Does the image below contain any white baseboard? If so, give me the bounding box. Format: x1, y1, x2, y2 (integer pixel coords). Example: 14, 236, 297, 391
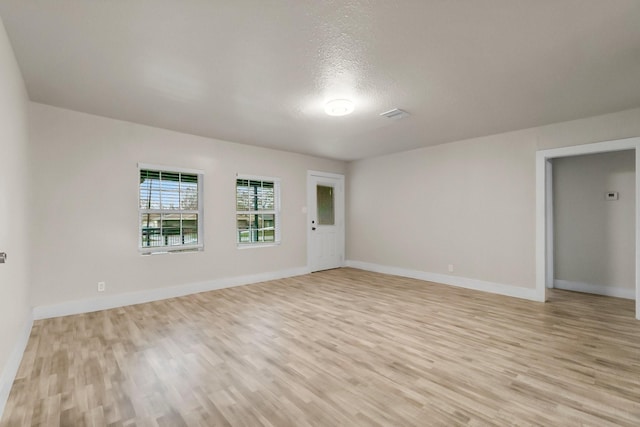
346, 260, 542, 301
33, 267, 310, 320
553, 279, 635, 299
0, 313, 33, 420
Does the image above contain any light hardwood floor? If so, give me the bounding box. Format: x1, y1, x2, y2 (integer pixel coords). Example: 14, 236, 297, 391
2, 268, 639, 426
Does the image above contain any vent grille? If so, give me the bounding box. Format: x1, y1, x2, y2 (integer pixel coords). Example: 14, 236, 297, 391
380, 108, 410, 120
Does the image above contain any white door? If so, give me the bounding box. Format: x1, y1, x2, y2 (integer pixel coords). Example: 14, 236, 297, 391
308, 171, 345, 272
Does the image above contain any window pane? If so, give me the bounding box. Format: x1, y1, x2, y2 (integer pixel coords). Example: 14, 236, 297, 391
149, 180, 161, 209
160, 172, 180, 210
235, 213, 278, 243
182, 214, 198, 245
258, 186, 274, 210
249, 214, 259, 242
262, 214, 275, 242
237, 214, 250, 242
140, 170, 161, 209
162, 214, 181, 246
236, 179, 275, 211
236, 180, 251, 211
141, 213, 161, 247
180, 175, 198, 210
317, 185, 335, 225
140, 169, 160, 182
181, 173, 198, 183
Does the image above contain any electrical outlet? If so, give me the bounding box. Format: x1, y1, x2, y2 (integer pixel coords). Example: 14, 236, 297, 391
605, 191, 619, 201
97, 281, 106, 292
448, 264, 454, 273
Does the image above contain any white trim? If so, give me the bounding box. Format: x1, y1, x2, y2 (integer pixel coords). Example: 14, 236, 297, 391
0, 314, 33, 420
138, 209, 200, 214
636, 148, 640, 318
536, 137, 640, 319
554, 280, 635, 300
137, 162, 204, 175
236, 242, 281, 249
308, 170, 345, 180
538, 137, 640, 159
535, 151, 548, 302
346, 260, 541, 301
545, 159, 554, 289
33, 267, 310, 320
235, 173, 281, 184
139, 244, 203, 254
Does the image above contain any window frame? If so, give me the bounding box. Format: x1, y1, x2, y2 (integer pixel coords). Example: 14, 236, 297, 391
138, 163, 204, 254
235, 174, 281, 248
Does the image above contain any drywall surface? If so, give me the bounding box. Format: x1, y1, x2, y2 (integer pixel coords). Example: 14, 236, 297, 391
28, 103, 346, 307
553, 151, 635, 292
0, 15, 31, 411
348, 129, 538, 288
347, 108, 640, 290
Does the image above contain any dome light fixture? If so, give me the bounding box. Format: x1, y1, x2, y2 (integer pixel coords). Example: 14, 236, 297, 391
324, 99, 354, 116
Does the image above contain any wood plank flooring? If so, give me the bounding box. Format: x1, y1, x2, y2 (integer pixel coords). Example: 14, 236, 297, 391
2, 268, 639, 426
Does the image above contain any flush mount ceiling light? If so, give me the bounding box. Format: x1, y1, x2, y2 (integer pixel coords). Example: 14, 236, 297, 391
325, 99, 354, 116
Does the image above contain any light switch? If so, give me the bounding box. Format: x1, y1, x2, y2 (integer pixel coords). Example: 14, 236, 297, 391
605, 191, 619, 201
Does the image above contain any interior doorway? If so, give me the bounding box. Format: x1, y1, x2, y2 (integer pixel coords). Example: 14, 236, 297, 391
536, 137, 640, 319
552, 151, 635, 298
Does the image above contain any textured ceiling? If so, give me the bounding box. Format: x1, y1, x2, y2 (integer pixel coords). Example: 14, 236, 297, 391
1, 0, 640, 161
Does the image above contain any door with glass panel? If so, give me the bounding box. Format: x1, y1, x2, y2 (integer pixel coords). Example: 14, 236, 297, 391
308, 172, 345, 272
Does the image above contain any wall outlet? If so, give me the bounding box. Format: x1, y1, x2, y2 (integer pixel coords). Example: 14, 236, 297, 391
448, 264, 454, 273
605, 191, 619, 201
97, 281, 106, 292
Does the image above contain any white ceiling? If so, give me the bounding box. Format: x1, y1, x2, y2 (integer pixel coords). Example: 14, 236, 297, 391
1, 1, 640, 161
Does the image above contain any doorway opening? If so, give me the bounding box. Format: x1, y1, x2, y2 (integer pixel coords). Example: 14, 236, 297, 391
536, 137, 640, 319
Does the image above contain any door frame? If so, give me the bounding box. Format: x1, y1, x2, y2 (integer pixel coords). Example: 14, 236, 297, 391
307, 170, 345, 272
535, 137, 640, 319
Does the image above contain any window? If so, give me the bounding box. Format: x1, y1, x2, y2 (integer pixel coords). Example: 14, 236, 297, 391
236, 176, 281, 246
316, 185, 335, 225
139, 165, 203, 253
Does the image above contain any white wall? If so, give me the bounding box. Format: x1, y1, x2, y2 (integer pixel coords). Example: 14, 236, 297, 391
347, 108, 640, 292
553, 151, 635, 297
29, 103, 345, 309
0, 15, 32, 414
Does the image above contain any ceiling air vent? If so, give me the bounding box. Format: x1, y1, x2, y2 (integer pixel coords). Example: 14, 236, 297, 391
379, 108, 410, 120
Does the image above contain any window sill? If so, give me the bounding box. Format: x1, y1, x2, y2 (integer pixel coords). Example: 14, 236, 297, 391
140, 246, 203, 256
236, 242, 281, 250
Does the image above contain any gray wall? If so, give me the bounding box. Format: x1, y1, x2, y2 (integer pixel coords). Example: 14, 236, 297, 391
347, 108, 640, 292
28, 102, 346, 308
0, 16, 31, 410
553, 151, 635, 297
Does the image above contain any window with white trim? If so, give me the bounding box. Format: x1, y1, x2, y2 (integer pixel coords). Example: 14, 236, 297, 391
139, 165, 203, 253
236, 176, 281, 246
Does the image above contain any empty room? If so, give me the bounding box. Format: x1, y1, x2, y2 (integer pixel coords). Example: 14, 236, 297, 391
1, 1, 640, 425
